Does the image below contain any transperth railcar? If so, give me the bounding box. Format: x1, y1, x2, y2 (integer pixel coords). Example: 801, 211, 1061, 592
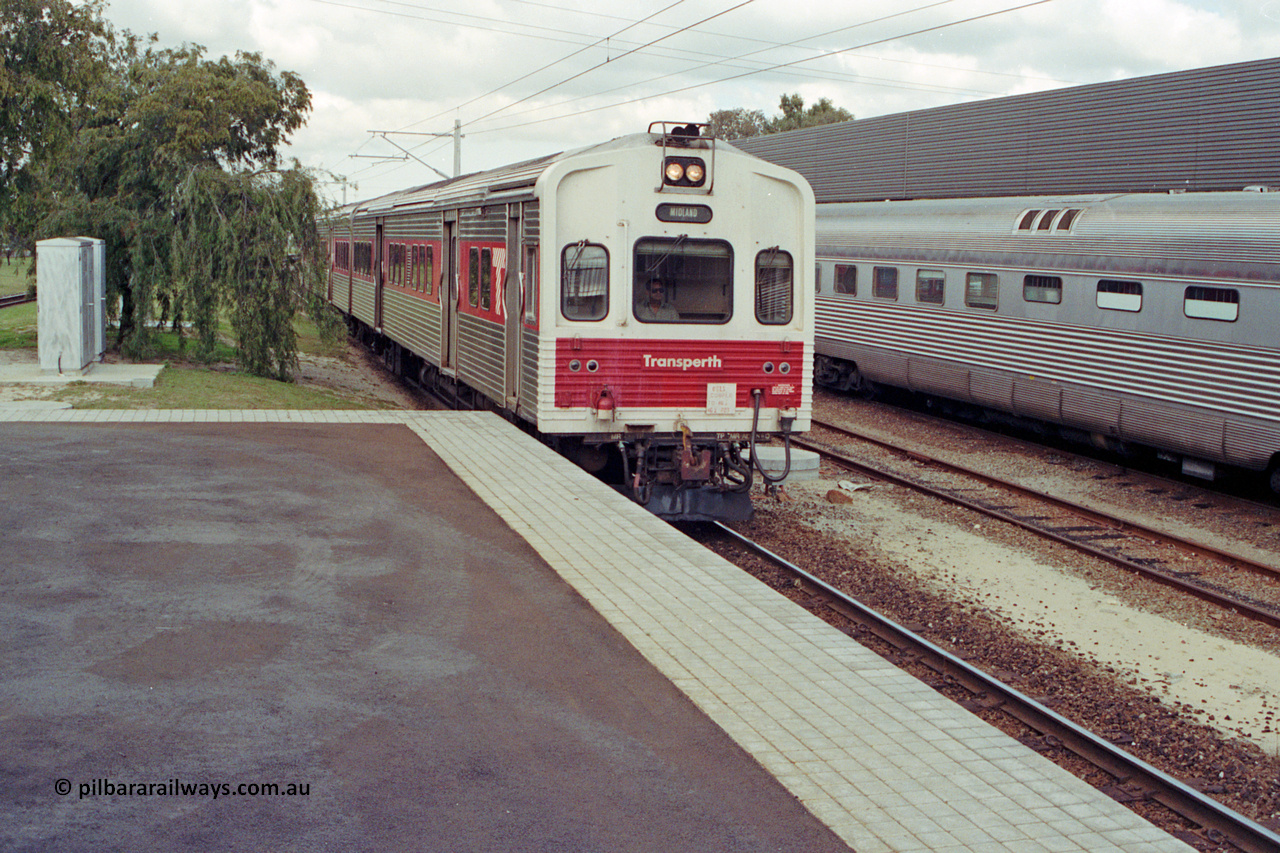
813, 190, 1280, 493
322, 122, 815, 520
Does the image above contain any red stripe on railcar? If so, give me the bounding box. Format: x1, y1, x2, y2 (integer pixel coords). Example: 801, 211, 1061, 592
555, 339, 805, 411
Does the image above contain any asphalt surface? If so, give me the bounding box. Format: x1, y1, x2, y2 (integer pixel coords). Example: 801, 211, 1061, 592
1, 422, 851, 852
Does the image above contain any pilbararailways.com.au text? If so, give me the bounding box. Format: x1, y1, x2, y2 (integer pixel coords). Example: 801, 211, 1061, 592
57, 778, 311, 800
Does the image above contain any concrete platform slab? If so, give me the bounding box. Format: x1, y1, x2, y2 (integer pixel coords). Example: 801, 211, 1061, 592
0, 419, 849, 853
0, 409, 1199, 853
0, 359, 163, 388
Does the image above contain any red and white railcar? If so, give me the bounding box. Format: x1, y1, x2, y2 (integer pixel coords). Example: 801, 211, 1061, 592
322, 122, 815, 519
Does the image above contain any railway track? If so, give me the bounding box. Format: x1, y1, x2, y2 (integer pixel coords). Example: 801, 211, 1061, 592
796, 418, 1280, 631
0, 293, 34, 309
705, 521, 1280, 853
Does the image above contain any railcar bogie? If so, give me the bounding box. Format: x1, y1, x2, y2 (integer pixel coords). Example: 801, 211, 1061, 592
322, 123, 815, 520
814, 191, 1280, 494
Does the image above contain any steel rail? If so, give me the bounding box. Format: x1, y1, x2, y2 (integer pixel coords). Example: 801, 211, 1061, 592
810, 417, 1280, 581
711, 520, 1280, 853
792, 431, 1280, 631
0, 293, 35, 309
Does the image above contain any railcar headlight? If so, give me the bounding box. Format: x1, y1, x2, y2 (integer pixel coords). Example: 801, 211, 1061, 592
662, 157, 707, 187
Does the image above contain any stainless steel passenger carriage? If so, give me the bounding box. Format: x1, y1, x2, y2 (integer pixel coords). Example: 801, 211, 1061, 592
322, 123, 816, 519
813, 191, 1280, 491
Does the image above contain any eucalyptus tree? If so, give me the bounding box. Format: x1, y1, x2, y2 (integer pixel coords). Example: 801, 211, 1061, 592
41, 39, 320, 374
707, 93, 854, 140
0, 0, 110, 245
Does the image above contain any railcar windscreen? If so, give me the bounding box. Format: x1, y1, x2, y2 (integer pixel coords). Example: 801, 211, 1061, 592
633, 237, 732, 324
562, 242, 609, 321
755, 248, 793, 325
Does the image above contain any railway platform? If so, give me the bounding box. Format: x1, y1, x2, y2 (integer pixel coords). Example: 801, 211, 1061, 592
0, 408, 1197, 852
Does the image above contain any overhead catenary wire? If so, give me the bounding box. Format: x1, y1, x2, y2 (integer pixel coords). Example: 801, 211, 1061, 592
327, 0, 1065, 192
468, 0, 1064, 137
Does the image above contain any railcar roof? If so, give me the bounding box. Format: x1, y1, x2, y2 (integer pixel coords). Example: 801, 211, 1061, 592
816, 190, 1280, 282
347, 131, 735, 216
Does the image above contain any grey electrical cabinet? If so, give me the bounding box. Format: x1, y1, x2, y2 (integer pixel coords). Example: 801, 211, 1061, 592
37, 237, 106, 373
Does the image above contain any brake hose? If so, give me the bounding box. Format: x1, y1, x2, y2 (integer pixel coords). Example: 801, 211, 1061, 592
749, 389, 793, 485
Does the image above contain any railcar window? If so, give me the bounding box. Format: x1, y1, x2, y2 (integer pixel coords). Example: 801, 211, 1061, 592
916, 269, 944, 305
755, 248, 793, 325
633, 236, 732, 324
1023, 274, 1062, 304
1057, 209, 1081, 231
1185, 286, 1239, 322
965, 272, 999, 310
835, 264, 857, 295
480, 247, 492, 310
468, 248, 480, 307
1097, 279, 1142, 312
1017, 210, 1040, 231
873, 266, 898, 300
334, 242, 350, 272
354, 242, 372, 276
523, 245, 539, 323
814, 264, 821, 294
389, 243, 405, 287
561, 242, 608, 321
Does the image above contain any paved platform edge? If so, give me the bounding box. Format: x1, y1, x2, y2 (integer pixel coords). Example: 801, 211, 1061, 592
1, 409, 1198, 853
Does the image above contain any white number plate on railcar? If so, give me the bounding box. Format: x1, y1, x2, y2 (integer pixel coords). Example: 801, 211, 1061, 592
706, 383, 737, 415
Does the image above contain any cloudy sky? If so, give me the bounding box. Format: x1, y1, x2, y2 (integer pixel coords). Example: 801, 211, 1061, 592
100, 0, 1280, 203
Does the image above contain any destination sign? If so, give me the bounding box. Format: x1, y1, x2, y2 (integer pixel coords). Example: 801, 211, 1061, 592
656, 203, 713, 224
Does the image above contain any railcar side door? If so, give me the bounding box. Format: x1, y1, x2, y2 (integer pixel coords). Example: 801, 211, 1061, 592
374, 220, 385, 331
442, 216, 459, 371
504, 206, 522, 406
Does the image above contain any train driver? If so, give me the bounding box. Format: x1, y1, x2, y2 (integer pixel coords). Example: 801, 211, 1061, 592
636, 276, 680, 321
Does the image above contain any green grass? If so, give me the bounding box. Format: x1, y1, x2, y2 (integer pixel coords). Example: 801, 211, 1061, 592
48, 364, 386, 410
295, 311, 348, 359
0, 259, 33, 297
0, 301, 37, 348
2, 300, 387, 410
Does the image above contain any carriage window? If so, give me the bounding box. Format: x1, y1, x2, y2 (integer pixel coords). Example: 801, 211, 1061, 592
468, 247, 480, 307
1017, 210, 1040, 231
480, 247, 492, 310
1097, 279, 1142, 312
815, 263, 821, 294
422, 245, 434, 295
873, 266, 898, 300
633, 236, 732, 324
1024, 274, 1062, 304
965, 272, 999, 309
561, 242, 608, 321
835, 264, 857, 295
755, 248, 792, 325
391, 243, 407, 287
1185, 286, 1238, 322
1057, 209, 1081, 231
1037, 210, 1060, 231
916, 269, 944, 305
523, 245, 539, 323
353, 241, 372, 276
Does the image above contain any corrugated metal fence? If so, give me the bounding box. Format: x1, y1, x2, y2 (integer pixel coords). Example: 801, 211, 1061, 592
736, 57, 1280, 203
